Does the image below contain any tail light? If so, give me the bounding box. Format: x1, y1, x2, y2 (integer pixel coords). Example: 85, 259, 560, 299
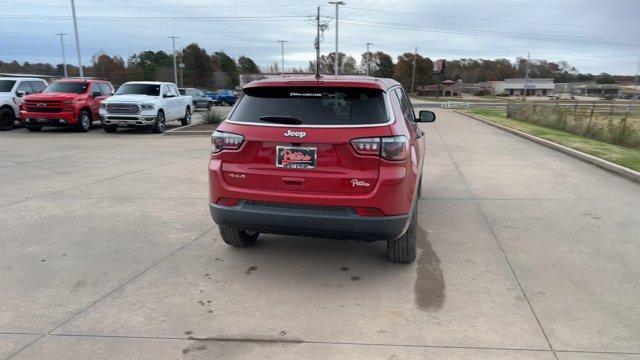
212, 131, 244, 153
381, 136, 409, 160
350, 135, 409, 161
350, 137, 380, 155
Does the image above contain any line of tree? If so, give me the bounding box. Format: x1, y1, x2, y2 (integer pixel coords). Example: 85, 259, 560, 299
0, 43, 257, 89
1, 42, 630, 90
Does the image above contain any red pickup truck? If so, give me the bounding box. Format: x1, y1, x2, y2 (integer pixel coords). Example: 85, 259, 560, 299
20, 79, 114, 132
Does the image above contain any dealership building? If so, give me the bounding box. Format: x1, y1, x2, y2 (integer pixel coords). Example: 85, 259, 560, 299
487, 78, 555, 96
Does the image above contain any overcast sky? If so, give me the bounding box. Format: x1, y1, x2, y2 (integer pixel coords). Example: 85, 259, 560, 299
3, 0, 639, 75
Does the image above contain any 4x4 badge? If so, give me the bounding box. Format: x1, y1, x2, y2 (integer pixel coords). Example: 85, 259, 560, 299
284, 129, 306, 138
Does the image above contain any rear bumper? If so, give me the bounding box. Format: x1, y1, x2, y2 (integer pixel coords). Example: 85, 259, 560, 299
210, 201, 410, 242
20, 111, 76, 125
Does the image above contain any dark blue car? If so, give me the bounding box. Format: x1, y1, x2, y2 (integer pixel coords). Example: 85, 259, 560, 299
204, 89, 237, 106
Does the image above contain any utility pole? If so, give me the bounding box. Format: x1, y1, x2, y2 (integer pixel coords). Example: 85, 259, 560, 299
70, 0, 83, 77
179, 63, 185, 87
411, 47, 417, 94
366, 42, 374, 76
523, 52, 531, 101
168, 36, 179, 85
55, 33, 68, 78
315, 6, 321, 78
329, 1, 345, 77
311, 6, 328, 78
277, 40, 288, 75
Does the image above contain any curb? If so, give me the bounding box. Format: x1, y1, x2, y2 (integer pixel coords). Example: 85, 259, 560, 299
164, 123, 217, 136
456, 111, 640, 184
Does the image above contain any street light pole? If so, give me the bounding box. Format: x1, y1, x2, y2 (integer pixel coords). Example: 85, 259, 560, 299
411, 47, 417, 94
366, 42, 374, 76
329, 1, 345, 77
277, 40, 288, 75
70, 0, 83, 77
179, 62, 185, 87
523, 52, 531, 101
55, 33, 68, 78
168, 36, 179, 85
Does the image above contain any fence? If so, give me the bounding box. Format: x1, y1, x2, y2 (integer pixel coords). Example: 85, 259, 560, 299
439, 100, 507, 110
441, 101, 471, 109
506, 101, 640, 148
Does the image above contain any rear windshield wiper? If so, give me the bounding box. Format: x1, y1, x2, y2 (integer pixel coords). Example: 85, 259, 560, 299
259, 116, 302, 125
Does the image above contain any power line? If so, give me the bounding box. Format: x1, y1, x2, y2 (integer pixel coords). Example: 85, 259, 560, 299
342, 18, 632, 44
6, 4, 316, 8
340, 19, 637, 46
3, 15, 310, 21
346, 6, 597, 29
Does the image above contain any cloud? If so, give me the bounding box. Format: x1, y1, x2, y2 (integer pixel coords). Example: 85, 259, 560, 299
3, 0, 639, 75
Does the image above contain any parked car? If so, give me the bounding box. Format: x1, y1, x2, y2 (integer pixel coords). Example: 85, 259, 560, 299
0, 77, 48, 130
205, 89, 237, 106
99, 81, 192, 133
208, 75, 436, 263
179, 87, 213, 110
20, 79, 113, 132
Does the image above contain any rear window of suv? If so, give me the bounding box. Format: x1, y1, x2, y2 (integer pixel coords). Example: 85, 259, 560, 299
230, 87, 388, 125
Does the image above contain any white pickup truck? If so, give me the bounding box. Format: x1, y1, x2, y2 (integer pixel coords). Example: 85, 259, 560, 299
0, 77, 48, 131
99, 81, 192, 133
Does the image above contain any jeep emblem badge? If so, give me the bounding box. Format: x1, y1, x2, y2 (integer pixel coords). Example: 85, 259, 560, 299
284, 129, 306, 139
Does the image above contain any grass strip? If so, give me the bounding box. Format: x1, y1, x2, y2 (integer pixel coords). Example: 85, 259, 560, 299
466, 108, 640, 171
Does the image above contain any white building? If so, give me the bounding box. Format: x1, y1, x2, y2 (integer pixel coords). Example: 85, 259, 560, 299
488, 78, 555, 96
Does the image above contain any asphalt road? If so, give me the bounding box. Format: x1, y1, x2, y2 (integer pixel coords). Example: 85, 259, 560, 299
0, 109, 638, 359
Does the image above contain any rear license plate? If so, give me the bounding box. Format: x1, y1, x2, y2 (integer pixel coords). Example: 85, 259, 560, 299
276, 146, 316, 169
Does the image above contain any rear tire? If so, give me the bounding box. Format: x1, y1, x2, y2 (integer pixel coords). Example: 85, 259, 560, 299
219, 225, 259, 247
76, 110, 91, 132
0, 108, 15, 131
26, 125, 42, 132
152, 111, 166, 133
180, 107, 192, 126
103, 125, 118, 133
387, 202, 418, 264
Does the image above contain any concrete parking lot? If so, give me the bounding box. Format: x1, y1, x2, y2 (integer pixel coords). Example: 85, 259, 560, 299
1, 109, 639, 359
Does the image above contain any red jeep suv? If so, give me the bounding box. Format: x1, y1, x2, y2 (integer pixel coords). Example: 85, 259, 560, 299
208, 76, 435, 263
20, 79, 113, 132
